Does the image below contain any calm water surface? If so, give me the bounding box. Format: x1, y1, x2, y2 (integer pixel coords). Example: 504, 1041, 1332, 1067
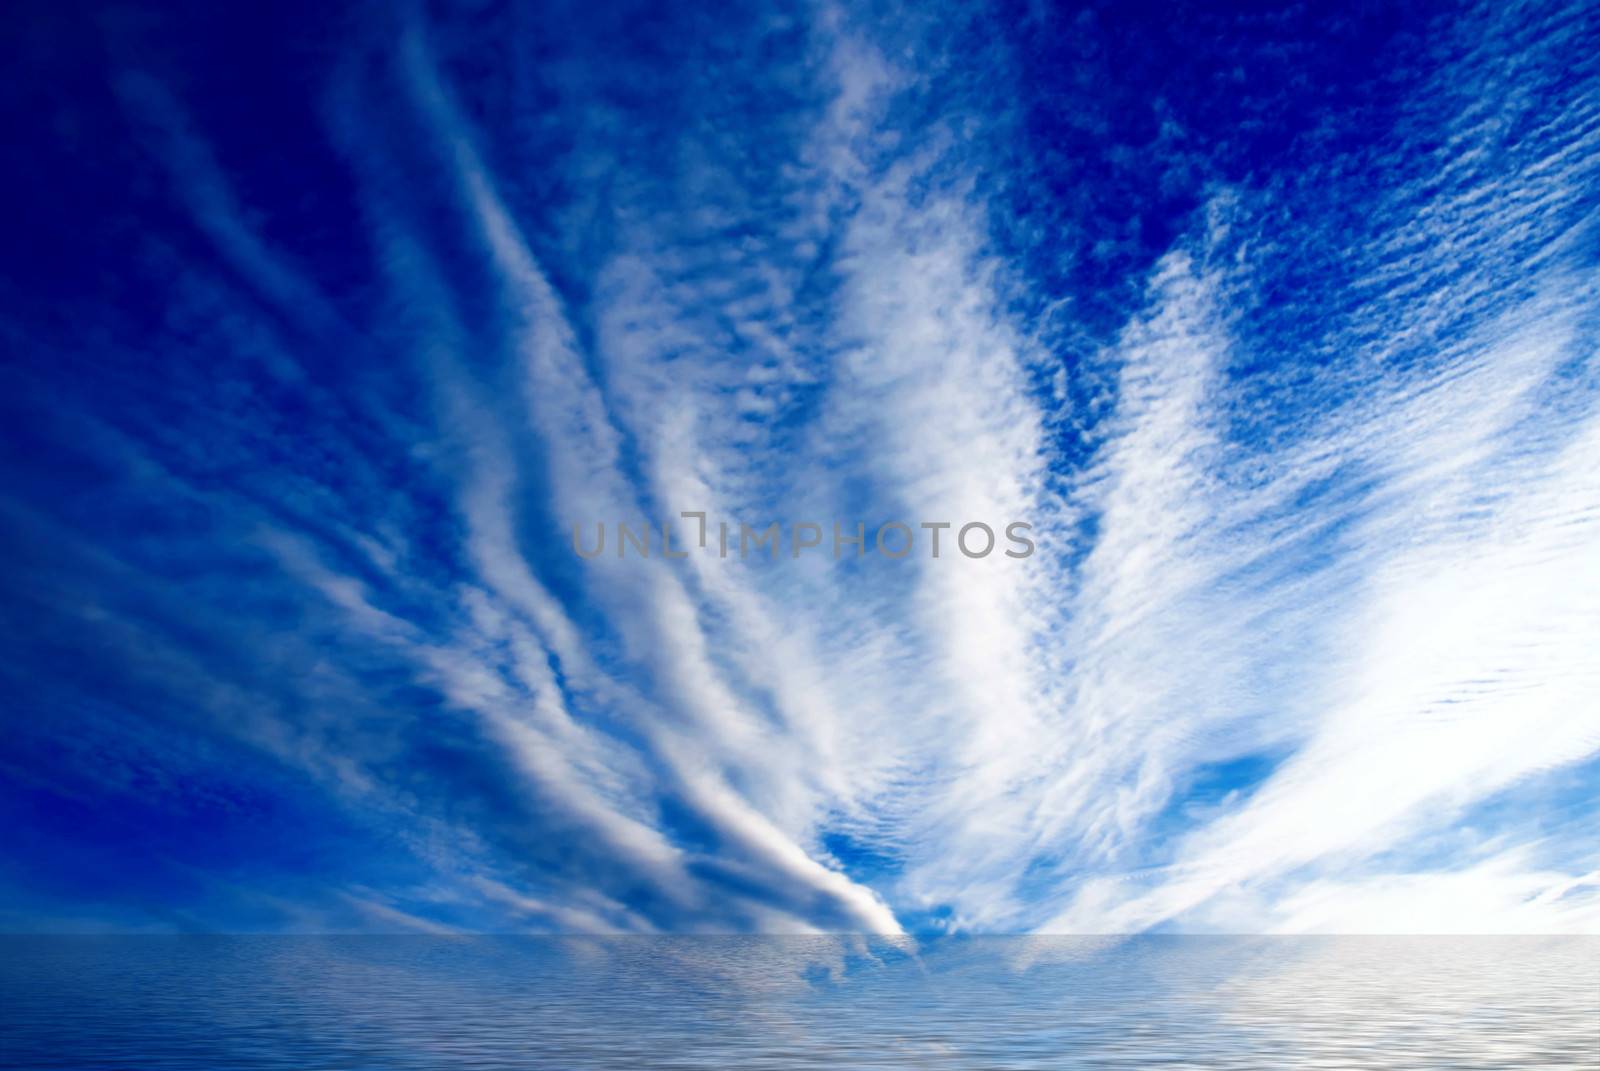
1, 936, 1595, 1069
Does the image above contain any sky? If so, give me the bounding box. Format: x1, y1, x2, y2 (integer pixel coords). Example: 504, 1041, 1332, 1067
0, 0, 1597, 935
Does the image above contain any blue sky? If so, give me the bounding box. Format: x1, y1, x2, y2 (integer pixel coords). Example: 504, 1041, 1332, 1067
1, 0, 1597, 934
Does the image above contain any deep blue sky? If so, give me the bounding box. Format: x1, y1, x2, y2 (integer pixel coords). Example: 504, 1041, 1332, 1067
2, 0, 1597, 934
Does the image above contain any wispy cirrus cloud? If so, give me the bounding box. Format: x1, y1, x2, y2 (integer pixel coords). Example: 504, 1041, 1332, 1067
0, 0, 1595, 935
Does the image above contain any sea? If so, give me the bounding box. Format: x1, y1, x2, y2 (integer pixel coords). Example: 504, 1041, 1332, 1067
1, 936, 1595, 1068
